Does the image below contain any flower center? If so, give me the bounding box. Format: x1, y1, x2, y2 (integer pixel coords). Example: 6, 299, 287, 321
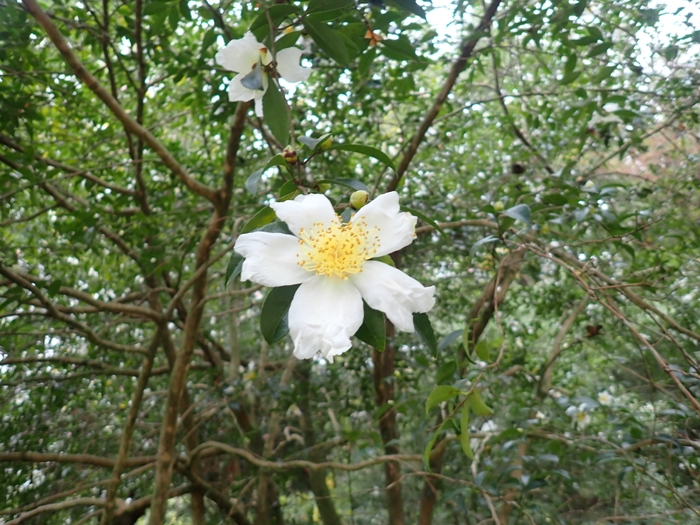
297, 217, 379, 279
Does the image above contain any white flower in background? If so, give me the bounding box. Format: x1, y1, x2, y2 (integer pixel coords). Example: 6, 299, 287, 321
234, 192, 436, 361
566, 404, 592, 429
597, 390, 613, 406
216, 32, 311, 117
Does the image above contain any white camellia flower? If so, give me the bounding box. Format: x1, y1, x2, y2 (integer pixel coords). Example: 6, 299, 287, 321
597, 390, 613, 406
215, 32, 311, 117
566, 404, 591, 429
234, 192, 436, 360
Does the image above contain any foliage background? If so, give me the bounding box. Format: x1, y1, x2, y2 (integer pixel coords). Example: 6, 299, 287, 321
1, 0, 700, 523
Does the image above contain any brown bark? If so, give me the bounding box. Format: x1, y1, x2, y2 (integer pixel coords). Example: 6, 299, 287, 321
372, 333, 405, 525
298, 365, 344, 525
419, 249, 526, 525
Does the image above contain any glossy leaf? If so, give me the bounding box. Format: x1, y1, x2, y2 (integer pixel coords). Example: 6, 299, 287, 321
260, 285, 299, 344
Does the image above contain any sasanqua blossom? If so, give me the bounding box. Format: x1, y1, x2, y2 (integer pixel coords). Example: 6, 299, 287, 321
234, 192, 436, 360
216, 32, 311, 117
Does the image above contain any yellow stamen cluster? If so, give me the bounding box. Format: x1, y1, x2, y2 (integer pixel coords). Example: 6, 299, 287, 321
297, 218, 379, 279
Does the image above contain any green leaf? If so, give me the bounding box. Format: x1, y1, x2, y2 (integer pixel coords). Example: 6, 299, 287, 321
470, 235, 499, 257
278, 180, 298, 199
245, 154, 287, 194
275, 30, 303, 51
559, 70, 581, 85
47, 279, 62, 297
317, 178, 369, 192
225, 252, 244, 286
564, 54, 578, 74
381, 37, 418, 61
306, 0, 354, 14
435, 360, 457, 384
468, 389, 494, 417
423, 419, 451, 471
594, 66, 616, 82
262, 80, 290, 146
304, 18, 350, 67
588, 41, 613, 57
460, 403, 475, 459
354, 302, 386, 351
437, 329, 462, 352
501, 203, 531, 227
372, 254, 396, 267
260, 285, 299, 344
241, 206, 277, 234
413, 312, 437, 354
298, 133, 332, 155
400, 206, 447, 241
387, 0, 427, 19
250, 5, 302, 41
425, 385, 461, 413
332, 143, 395, 171
474, 340, 491, 362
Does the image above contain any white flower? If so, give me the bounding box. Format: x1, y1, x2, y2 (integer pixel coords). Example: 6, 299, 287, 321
216, 32, 311, 117
234, 192, 436, 360
566, 404, 591, 429
597, 390, 613, 406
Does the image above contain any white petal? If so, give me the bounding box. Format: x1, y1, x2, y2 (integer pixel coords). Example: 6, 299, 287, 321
216, 32, 263, 73
254, 96, 264, 117
288, 276, 363, 360
270, 194, 337, 236
351, 192, 417, 257
350, 261, 435, 332
234, 232, 311, 287
276, 47, 311, 83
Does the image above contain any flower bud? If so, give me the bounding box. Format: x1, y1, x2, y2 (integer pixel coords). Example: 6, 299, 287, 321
350, 190, 369, 210
320, 136, 333, 150
493, 201, 504, 212
318, 183, 331, 193
283, 146, 298, 165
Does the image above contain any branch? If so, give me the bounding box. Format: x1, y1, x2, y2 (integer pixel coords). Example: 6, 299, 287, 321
21, 0, 218, 203
386, 0, 502, 192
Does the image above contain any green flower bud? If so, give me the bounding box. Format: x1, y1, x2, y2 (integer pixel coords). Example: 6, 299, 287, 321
493, 201, 505, 212
350, 190, 369, 210
320, 136, 333, 150
318, 183, 331, 193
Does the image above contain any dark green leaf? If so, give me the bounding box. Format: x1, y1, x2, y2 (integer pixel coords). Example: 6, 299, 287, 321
307, 0, 354, 14
474, 340, 491, 362
437, 329, 462, 352
47, 279, 62, 297
304, 19, 350, 67
413, 312, 437, 354
501, 203, 531, 226
470, 235, 499, 256
262, 80, 290, 146
436, 360, 457, 384
354, 302, 386, 351
559, 70, 582, 85
332, 143, 395, 170
250, 5, 302, 41
317, 178, 369, 192
400, 206, 447, 241
245, 154, 287, 194
225, 252, 244, 286
387, 0, 427, 19
241, 206, 277, 234
423, 419, 451, 471
260, 285, 300, 344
